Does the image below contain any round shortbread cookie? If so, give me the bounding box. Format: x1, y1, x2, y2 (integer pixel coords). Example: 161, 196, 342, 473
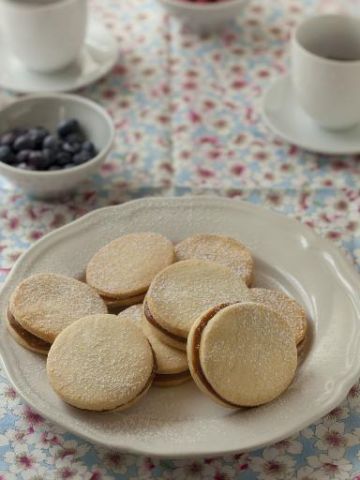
187, 303, 297, 408
6, 310, 50, 356
86, 232, 175, 299
9, 273, 107, 343
118, 306, 189, 384
175, 234, 254, 286
47, 314, 155, 411
143, 320, 187, 352
141, 313, 188, 375
145, 259, 250, 340
116, 305, 144, 327
249, 288, 307, 345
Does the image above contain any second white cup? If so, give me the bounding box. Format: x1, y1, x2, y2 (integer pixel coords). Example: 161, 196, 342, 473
0, 0, 88, 73
292, 14, 360, 131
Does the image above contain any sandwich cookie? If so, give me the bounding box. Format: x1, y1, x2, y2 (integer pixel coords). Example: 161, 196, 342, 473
142, 320, 187, 352
103, 293, 145, 312
249, 288, 307, 345
175, 234, 254, 286
86, 232, 175, 302
6, 310, 50, 355
9, 273, 107, 344
144, 259, 250, 349
187, 302, 297, 408
118, 305, 190, 386
47, 314, 155, 411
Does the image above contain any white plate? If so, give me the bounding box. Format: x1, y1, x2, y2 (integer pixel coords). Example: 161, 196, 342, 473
0, 21, 118, 94
262, 75, 360, 155
1, 196, 360, 458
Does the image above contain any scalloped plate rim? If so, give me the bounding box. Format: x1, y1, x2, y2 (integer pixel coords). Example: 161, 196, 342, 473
0, 196, 359, 458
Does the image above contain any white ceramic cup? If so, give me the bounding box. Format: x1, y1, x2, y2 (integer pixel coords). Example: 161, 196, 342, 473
0, 0, 88, 73
292, 14, 360, 131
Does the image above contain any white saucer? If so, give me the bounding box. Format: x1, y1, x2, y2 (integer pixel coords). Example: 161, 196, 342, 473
0, 22, 118, 94
262, 74, 360, 155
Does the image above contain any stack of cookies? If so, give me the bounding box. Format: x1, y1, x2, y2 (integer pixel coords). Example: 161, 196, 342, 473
7, 273, 108, 355
6, 231, 308, 412
85, 232, 175, 309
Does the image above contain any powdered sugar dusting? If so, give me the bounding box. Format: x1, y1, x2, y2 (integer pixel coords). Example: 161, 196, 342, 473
0, 197, 350, 455
117, 305, 144, 328
118, 305, 188, 374
47, 314, 154, 410
249, 288, 307, 344
175, 234, 254, 285
200, 303, 297, 406
9, 273, 107, 342
86, 232, 175, 298
147, 259, 250, 336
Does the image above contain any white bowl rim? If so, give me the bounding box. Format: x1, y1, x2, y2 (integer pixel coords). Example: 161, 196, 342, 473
0, 93, 115, 178
159, 0, 248, 11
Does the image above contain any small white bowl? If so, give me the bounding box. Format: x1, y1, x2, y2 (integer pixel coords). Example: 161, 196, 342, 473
157, 0, 250, 31
0, 94, 115, 198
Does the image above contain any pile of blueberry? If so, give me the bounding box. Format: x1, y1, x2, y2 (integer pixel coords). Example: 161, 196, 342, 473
0, 119, 98, 171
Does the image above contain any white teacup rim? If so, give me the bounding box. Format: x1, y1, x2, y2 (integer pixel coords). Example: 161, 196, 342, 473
293, 14, 360, 67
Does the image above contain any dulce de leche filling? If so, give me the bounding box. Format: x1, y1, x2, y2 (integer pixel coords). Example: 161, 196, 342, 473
101, 293, 145, 304
7, 309, 51, 352
154, 370, 190, 384
191, 303, 239, 408
144, 300, 186, 344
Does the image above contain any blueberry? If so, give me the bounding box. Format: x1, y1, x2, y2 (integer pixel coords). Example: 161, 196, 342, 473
82, 141, 97, 157
13, 134, 35, 152
43, 134, 60, 150
17, 162, 35, 171
73, 150, 92, 165
1, 131, 17, 147
56, 151, 72, 167
16, 149, 32, 164
1, 128, 27, 147
17, 162, 29, 170
29, 127, 49, 149
42, 148, 57, 169
62, 141, 81, 154
43, 148, 56, 161
0, 145, 14, 164
0, 133, 14, 146
64, 163, 76, 169
65, 133, 84, 144
57, 119, 80, 138
28, 151, 45, 169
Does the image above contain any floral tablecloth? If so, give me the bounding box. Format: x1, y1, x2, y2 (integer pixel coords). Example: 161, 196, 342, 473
1, 0, 360, 478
